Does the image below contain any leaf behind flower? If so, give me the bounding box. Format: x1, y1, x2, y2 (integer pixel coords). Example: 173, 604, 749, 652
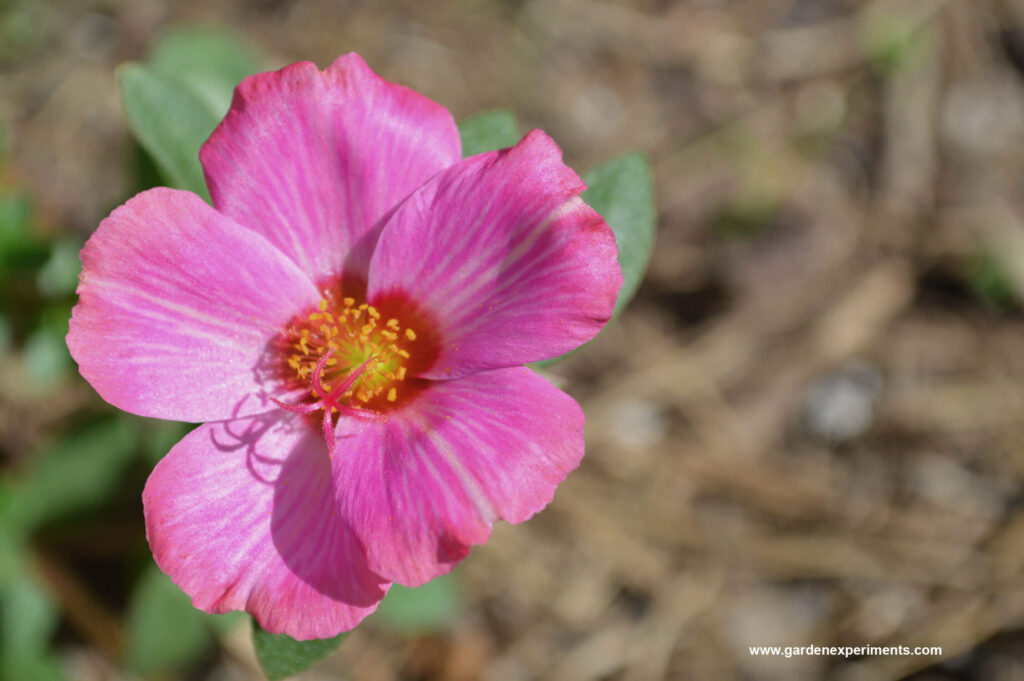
374, 572, 460, 633
117, 28, 264, 202
118, 63, 217, 202
533, 153, 656, 368
124, 565, 214, 675
252, 624, 345, 680
582, 153, 656, 318
458, 109, 521, 156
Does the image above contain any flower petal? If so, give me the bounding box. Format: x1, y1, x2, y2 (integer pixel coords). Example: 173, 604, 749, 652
366, 129, 622, 379
143, 414, 388, 640
67, 188, 320, 422
200, 53, 462, 282
332, 367, 585, 586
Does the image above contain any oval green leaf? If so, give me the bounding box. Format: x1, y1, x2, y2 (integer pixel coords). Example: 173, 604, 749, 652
118, 63, 217, 201
252, 623, 345, 680
532, 153, 656, 368
118, 29, 263, 202
7, 418, 138, 532
458, 109, 521, 157
147, 28, 262, 118
374, 572, 460, 633
1, 573, 59, 655
124, 566, 214, 675
581, 153, 656, 317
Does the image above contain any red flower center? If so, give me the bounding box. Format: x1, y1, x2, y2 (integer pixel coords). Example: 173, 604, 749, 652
271, 283, 439, 455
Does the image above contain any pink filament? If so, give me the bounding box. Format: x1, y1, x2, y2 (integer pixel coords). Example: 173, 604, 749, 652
270, 350, 378, 457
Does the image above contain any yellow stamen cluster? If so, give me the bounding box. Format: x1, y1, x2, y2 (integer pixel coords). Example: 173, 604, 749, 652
284, 296, 417, 406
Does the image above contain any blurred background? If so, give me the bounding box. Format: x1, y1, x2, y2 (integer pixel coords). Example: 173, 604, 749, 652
4, 0, 1024, 680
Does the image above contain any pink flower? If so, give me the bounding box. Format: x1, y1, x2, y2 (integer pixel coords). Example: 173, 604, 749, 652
66, 54, 621, 640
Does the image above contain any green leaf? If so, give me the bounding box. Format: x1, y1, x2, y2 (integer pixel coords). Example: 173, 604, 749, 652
36, 238, 82, 298
0, 573, 59, 654
118, 29, 263, 200
532, 154, 656, 369
966, 248, 1018, 312
124, 565, 214, 675
21, 328, 71, 385
205, 610, 247, 636
0, 652, 65, 681
7, 418, 138, 532
0, 315, 10, 354
139, 418, 196, 466
582, 153, 655, 317
0, 509, 22, 587
374, 572, 459, 633
119, 63, 217, 200
147, 28, 262, 119
0, 563, 65, 681
0, 194, 47, 272
458, 110, 520, 157
252, 624, 345, 680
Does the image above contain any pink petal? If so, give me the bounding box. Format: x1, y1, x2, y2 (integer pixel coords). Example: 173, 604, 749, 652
367, 130, 622, 379
201, 53, 462, 282
143, 414, 388, 640
67, 189, 320, 422
331, 367, 585, 586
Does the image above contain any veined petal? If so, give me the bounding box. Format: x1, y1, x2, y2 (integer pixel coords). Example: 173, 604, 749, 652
143, 415, 388, 640
67, 188, 320, 422
331, 367, 585, 586
201, 53, 462, 282
367, 130, 622, 379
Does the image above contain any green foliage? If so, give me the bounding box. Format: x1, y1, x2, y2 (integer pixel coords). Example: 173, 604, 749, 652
374, 572, 460, 633
249, 576, 460, 679
139, 418, 196, 466
966, 249, 1018, 312
458, 109, 521, 156
119, 64, 218, 201
20, 327, 71, 385
248, 573, 459, 679
147, 28, 262, 118
36, 238, 82, 299
124, 566, 214, 675
6, 418, 138, 533
0, 572, 64, 681
1, 572, 59, 654
206, 610, 247, 635
252, 624, 345, 680
581, 153, 656, 317
118, 28, 263, 200
0, 191, 79, 379
0, 195, 47, 273
0, 504, 20, 587
0, 315, 10, 353
0, 653, 64, 681
534, 153, 656, 368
